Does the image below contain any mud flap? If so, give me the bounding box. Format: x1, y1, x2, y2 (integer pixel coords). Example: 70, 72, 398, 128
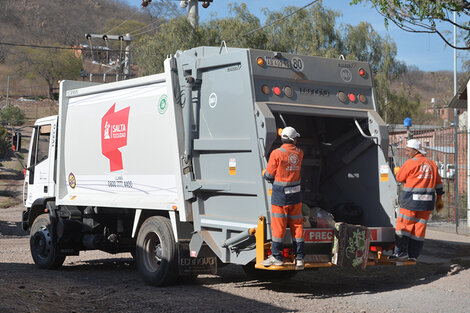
178, 241, 217, 276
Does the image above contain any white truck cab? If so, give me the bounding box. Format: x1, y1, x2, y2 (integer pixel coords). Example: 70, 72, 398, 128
24, 116, 58, 208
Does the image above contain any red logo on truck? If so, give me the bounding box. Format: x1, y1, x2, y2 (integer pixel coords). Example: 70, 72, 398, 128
101, 104, 130, 172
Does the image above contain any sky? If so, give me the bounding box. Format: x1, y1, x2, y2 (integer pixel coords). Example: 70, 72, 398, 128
125, 0, 468, 72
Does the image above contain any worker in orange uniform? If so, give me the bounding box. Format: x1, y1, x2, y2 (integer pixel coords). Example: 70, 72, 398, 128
390, 139, 444, 261
261, 126, 304, 269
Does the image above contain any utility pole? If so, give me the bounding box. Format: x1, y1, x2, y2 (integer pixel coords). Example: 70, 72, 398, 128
6, 75, 10, 107
85, 34, 133, 81
188, 0, 198, 28
180, 0, 213, 29
452, 12, 459, 232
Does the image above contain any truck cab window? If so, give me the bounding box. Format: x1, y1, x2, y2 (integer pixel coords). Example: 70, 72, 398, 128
36, 125, 51, 164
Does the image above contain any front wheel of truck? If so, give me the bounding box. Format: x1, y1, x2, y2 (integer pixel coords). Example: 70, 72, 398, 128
30, 213, 65, 269
136, 216, 178, 286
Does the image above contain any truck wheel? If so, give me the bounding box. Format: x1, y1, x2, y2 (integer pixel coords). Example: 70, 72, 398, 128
242, 263, 297, 281
136, 216, 178, 286
30, 213, 65, 269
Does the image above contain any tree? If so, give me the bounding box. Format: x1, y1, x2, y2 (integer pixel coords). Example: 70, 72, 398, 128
13, 47, 82, 99
0, 106, 25, 126
351, 0, 470, 49
264, 3, 342, 57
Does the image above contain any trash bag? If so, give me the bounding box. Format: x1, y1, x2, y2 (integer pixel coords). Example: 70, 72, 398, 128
302, 204, 335, 228
330, 202, 363, 225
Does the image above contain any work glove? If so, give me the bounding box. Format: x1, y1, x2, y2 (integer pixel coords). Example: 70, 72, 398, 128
435, 197, 444, 213
394, 167, 400, 175
262, 169, 266, 177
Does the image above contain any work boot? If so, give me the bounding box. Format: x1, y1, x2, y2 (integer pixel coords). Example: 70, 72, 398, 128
295, 259, 304, 270
388, 252, 408, 261
260, 255, 283, 267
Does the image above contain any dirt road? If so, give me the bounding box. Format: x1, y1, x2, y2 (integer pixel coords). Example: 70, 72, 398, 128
2, 205, 470, 313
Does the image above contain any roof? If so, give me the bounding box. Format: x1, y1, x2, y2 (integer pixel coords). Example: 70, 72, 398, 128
449, 80, 468, 109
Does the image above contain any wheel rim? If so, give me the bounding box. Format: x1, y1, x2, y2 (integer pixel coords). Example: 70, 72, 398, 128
142, 232, 163, 273
32, 226, 52, 260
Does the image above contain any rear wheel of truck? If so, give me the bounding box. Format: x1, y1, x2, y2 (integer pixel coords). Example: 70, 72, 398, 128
30, 213, 66, 269
136, 216, 178, 286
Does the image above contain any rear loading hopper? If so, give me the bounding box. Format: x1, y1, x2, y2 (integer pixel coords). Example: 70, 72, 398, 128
171, 47, 399, 267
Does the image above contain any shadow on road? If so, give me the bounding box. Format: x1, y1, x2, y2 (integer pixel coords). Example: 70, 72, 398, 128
0, 220, 26, 236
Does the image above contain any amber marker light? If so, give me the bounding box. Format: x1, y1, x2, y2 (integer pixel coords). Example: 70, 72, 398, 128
257, 57, 265, 67
261, 85, 270, 95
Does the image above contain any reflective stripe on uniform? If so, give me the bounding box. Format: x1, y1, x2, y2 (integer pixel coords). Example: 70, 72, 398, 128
273, 179, 301, 186
396, 230, 425, 241
272, 212, 287, 218
397, 213, 428, 224
277, 148, 286, 153
293, 237, 304, 243
403, 187, 435, 192
288, 214, 302, 220
272, 236, 284, 243
264, 171, 275, 180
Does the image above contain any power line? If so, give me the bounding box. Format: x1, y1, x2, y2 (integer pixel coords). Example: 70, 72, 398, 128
0, 42, 129, 53
129, 18, 164, 35
105, 10, 141, 34
132, 23, 165, 37
0, 42, 76, 50
226, 0, 319, 43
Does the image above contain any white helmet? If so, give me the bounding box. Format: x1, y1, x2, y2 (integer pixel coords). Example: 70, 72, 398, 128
281, 126, 300, 141
406, 139, 426, 155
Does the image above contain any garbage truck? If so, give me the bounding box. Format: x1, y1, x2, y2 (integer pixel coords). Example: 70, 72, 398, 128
22, 46, 402, 286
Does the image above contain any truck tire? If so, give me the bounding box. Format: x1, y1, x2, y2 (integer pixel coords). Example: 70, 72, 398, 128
136, 216, 178, 286
30, 213, 65, 269
242, 263, 297, 281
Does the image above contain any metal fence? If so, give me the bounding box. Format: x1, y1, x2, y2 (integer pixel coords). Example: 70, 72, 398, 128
388, 125, 468, 234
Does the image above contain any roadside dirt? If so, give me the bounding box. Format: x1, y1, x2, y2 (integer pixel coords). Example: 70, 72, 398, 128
2, 203, 470, 313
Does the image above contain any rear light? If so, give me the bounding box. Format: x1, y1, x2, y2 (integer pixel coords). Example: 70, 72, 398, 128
348, 93, 356, 102
358, 68, 366, 77
283, 85, 293, 98
256, 57, 265, 67
261, 85, 270, 95
273, 86, 281, 96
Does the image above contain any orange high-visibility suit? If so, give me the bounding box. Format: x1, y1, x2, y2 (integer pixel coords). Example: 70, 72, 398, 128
395, 153, 443, 258
263, 143, 304, 260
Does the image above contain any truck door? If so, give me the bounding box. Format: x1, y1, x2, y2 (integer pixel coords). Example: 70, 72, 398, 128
26, 123, 55, 206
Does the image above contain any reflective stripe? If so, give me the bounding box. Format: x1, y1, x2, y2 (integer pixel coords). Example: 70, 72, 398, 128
412, 194, 433, 201
264, 171, 275, 179
272, 212, 287, 218
277, 148, 286, 153
272, 236, 284, 243
288, 214, 302, 220
403, 187, 435, 192
412, 158, 418, 161
398, 213, 428, 224
284, 185, 301, 194
273, 180, 301, 186
293, 237, 304, 242
396, 230, 425, 241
